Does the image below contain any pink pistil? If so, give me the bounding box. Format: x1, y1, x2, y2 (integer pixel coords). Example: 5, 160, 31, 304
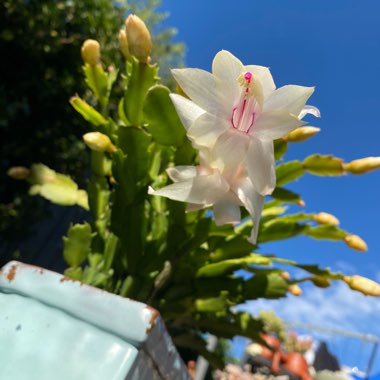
244, 72, 252, 81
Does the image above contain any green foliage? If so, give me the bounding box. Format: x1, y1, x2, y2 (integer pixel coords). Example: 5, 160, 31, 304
304, 154, 344, 176
276, 161, 305, 186
271, 187, 302, 205
258, 310, 286, 341
63, 223, 93, 267
196, 255, 271, 278
304, 224, 348, 241
27, 164, 89, 209
124, 58, 159, 125
144, 85, 186, 146
70, 96, 108, 127
0, 0, 185, 262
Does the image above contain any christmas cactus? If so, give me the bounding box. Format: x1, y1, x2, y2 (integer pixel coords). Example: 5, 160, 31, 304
9, 14, 380, 367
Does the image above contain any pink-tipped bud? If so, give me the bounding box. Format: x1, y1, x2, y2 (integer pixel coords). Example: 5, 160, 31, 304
81, 39, 101, 66
288, 284, 302, 296
297, 199, 306, 207
125, 14, 152, 63
280, 271, 290, 280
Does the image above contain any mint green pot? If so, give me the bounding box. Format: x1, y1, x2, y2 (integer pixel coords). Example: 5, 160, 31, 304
0, 261, 189, 380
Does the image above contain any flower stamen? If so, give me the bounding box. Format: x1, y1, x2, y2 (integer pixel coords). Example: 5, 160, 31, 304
232, 72, 256, 133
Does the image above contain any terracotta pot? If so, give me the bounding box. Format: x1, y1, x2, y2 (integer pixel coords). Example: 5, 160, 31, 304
281, 352, 312, 380
259, 333, 281, 360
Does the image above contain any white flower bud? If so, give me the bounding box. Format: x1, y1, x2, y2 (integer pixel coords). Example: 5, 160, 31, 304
81, 39, 101, 66
125, 15, 152, 63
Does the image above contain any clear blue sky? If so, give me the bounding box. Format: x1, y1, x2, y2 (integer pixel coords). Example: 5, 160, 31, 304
161, 0, 380, 374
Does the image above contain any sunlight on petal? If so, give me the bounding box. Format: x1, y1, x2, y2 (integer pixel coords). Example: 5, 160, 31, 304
246, 138, 276, 196
171, 68, 225, 115
170, 94, 206, 130
188, 113, 230, 148
212, 50, 243, 103
263, 85, 314, 116
253, 110, 305, 140
213, 200, 241, 225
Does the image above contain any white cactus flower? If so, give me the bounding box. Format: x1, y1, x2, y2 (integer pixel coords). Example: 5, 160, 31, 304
170, 50, 319, 196
149, 50, 320, 243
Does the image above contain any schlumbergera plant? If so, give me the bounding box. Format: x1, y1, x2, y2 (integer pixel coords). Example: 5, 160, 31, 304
9, 15, 380, 366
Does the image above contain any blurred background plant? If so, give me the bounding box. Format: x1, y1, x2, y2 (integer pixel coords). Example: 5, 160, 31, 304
0, 0, 184, 265
256, 311, 312, 353
258, 310, 287, 343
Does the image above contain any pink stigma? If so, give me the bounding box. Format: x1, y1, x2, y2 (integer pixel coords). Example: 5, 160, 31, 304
244, 72, 252, 81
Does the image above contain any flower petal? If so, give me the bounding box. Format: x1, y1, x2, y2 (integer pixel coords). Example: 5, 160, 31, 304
211, 129, 250, 180
233, 177, 264, 244
251, 78, 265, 108
187, 203, 207, 212
171, 68, 226, 115
263, 85, 314, 116
299, 105, 321, 120
213, 200, 241, 225
246, 138, 276, 196
187, 113, 230, 148
245, 65, 276, 98
170, 94, 206, 130
148, 171, 229, 205
166, 166, 197, 182
253, 110, 305, 140
212, 50, 243, 103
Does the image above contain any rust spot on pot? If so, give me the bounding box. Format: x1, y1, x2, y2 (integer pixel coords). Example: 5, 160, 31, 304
7, 264, 17, 282
59, 276, 73, 283
145, 305, 159, 335
34, 268, 44, 275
